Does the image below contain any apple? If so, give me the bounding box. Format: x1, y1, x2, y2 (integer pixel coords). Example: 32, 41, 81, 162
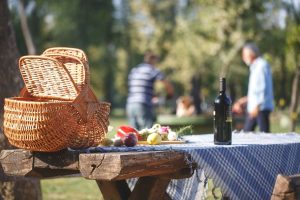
123, 133, 137, 147
116, 125, 141, 140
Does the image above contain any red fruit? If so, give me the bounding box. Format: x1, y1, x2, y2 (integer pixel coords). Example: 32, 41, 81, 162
113, 138, 124, 147
116, 125, 141, 140
123, 133, 137, 147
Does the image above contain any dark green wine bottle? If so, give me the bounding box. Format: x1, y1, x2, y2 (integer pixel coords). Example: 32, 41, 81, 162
214, 77, 232, 145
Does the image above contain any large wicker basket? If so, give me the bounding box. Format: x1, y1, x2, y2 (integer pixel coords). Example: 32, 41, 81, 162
3, 54, 110, 152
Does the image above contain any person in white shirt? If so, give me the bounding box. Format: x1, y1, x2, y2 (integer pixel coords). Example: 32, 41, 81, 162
233, 43, 274, 132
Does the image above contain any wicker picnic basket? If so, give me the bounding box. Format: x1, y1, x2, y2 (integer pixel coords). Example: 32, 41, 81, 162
41, 51, 110, 148
3, 54, 110, 152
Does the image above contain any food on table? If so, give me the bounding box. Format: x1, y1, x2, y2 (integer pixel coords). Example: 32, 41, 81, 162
113, 138, 124, 147
113, 123, 190, 146
123, 133, 138, 147
167, 131, 178, 141
147, 133, 162, 145
151, 124, 161, 132
139, 128, 152, 140
158, 126, 170, 140
100, 138, 113, 146
139, 124, 170, 141
117, 125, 141, 140
176, 125, 193, 136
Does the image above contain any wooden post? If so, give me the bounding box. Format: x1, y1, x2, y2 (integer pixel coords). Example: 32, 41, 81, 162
128, 176, 171, 200
271, 174, 300, 200
290, 66, 300, 132
96, 180, 131, 200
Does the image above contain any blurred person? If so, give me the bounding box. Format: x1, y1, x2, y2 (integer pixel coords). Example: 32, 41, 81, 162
176, 96, 196, 117
126, 51, 174, 130
190, 75, 202, 114
233, 43, 274, 132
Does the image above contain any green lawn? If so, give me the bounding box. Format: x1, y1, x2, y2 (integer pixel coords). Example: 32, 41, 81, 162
42, 177, 101, 200
41, 113, 300, 200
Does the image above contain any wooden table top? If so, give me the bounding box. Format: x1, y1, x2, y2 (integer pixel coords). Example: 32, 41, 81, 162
0, 149, 194, 181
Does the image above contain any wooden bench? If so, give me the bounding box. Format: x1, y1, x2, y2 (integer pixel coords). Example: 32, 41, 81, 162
271, 174, 300, 200
0, 149, 195, 200
156, 114, 245, 133
156, 114, 213, 133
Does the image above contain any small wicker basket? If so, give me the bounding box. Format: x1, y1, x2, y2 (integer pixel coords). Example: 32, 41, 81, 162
3, 53, 110, 152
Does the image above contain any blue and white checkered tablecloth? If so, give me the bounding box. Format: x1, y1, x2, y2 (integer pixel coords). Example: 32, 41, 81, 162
85, 132, 300, 200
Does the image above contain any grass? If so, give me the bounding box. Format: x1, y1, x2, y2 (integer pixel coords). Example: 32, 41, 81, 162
41, 113, 300, 200
42, 178, 101, 200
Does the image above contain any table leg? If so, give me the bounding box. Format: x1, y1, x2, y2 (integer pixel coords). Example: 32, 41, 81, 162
129, 176, 171, 200
96, 180, 131, 200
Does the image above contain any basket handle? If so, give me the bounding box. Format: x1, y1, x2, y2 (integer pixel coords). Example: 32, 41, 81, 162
43, 47, 88, 63
42, 47, 89, 83
72, 85, 100, 122
42, 50, 101, 121
41, 53, 89, 91
41, 53, 99, 121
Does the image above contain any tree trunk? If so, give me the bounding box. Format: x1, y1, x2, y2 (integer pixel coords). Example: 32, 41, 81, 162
279, 55, 287, 110
0, 1, 42, 199
290, 66, 300, 132
18, 0, 36, 55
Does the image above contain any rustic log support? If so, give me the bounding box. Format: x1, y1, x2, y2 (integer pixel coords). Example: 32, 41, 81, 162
96, 180, 131, 200
0, 149, 79, 177
128, 176, 171, 200
271, 174, 300, 200
79, 151, 192, 181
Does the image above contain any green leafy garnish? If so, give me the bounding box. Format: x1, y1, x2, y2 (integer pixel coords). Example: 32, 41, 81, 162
176, 125, 193, 136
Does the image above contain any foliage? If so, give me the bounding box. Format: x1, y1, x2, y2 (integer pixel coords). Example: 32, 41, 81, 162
8, 0, 300, 111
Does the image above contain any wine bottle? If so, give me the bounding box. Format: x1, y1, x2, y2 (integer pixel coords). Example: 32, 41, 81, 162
214, 77, 232, 145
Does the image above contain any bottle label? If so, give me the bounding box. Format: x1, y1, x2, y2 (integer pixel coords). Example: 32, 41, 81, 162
226, 105, 232, 122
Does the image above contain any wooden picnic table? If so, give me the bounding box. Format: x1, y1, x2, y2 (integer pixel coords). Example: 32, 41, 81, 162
0, 149, 195, 200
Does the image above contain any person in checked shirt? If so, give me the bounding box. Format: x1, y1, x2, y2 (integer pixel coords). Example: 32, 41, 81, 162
126, 51, 174, 130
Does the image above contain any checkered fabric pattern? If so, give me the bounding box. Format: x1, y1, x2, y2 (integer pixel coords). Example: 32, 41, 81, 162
85, 133, 300, 200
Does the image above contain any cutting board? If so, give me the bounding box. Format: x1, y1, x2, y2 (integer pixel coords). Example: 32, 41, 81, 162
137, 140, 186, 145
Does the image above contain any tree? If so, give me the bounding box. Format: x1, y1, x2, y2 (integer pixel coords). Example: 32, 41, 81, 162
0, 0, 41, 199
18, 0, 36, 54
281, 0, 300, 131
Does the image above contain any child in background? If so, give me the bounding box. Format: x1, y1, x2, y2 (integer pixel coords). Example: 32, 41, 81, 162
176, 96, 196, 117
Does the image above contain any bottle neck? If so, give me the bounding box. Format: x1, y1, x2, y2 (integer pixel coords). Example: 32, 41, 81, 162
219, 78, 226, 94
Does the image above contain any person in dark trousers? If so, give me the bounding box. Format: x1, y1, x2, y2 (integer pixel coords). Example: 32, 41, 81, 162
233, 43, 274, 132
190, 75, 202, 115
126, 51, 174, 130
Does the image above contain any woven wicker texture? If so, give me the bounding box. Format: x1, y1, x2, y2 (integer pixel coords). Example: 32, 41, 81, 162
42, 47, 90, 85
19, 56, 78, 100
4, 97, 76, 151
41, 54, 88, 92
4, 52, 110, 152
42, 47, 88, 67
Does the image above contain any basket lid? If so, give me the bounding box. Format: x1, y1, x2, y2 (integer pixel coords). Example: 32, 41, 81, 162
43, 47, 88, 64
19, 56, 79, 101
42, 54, 89, 92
